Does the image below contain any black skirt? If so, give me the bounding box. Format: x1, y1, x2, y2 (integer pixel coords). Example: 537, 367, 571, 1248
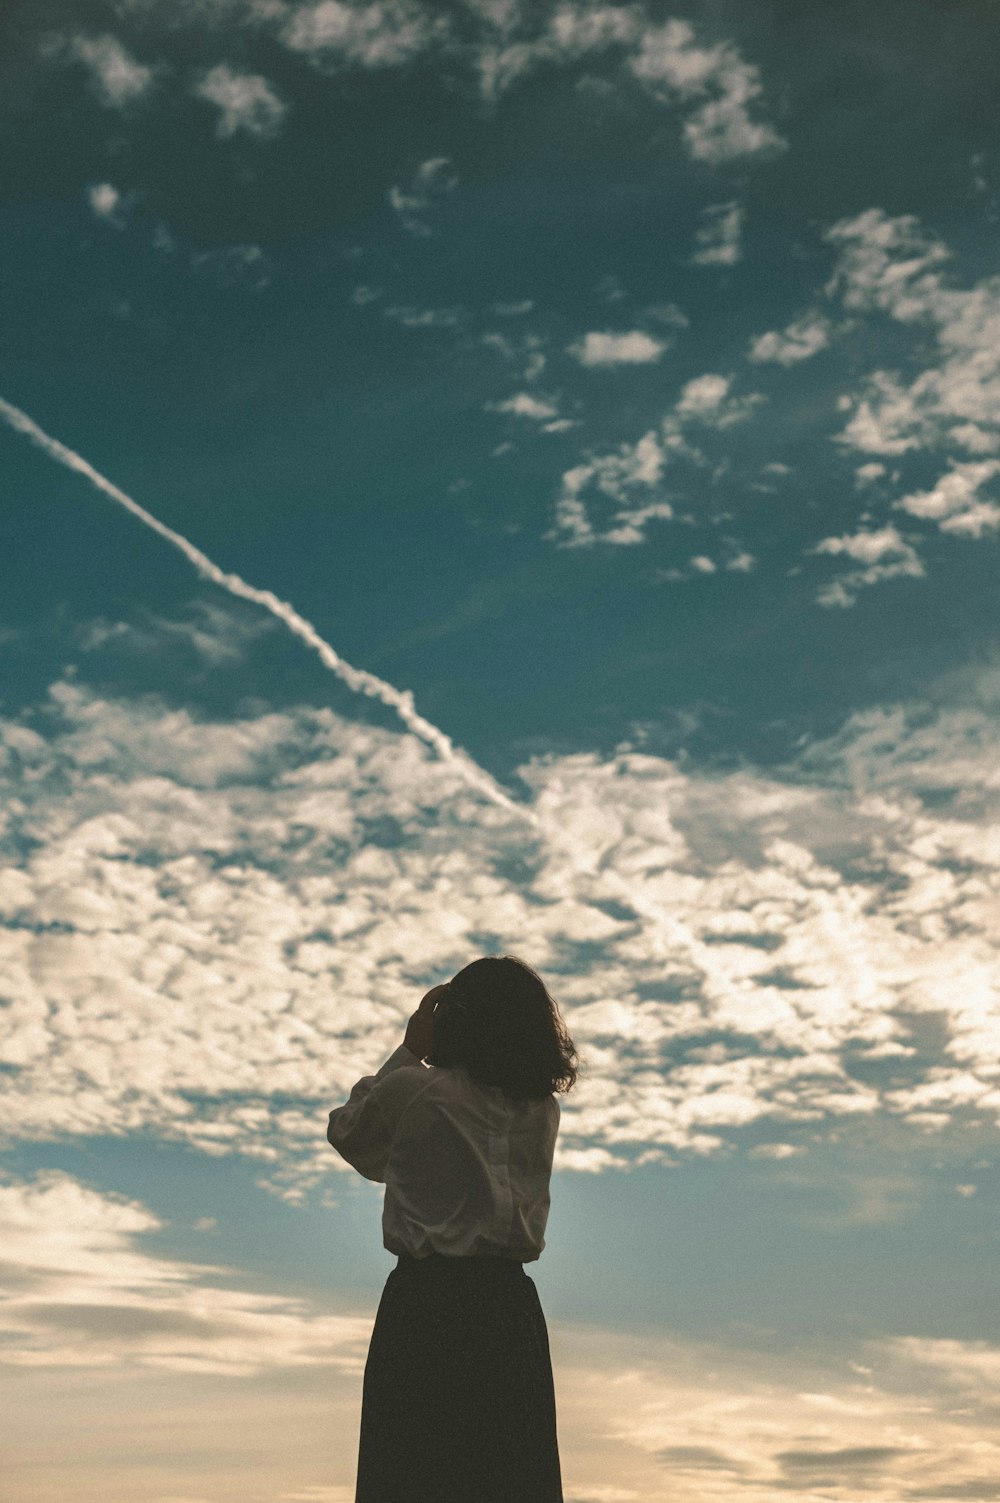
355, 1251, 563, 1503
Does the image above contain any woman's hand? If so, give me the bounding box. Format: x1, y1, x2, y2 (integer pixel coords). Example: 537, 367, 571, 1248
403, 984, 450, 1061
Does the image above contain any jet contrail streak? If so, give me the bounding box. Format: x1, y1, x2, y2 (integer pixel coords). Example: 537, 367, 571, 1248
0, 395, 539, 828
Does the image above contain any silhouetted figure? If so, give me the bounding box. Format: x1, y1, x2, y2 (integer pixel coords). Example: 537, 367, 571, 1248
327, 954, 579, 1503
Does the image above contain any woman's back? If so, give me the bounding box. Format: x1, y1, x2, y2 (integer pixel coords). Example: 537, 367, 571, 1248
383, 1062, 560, 1262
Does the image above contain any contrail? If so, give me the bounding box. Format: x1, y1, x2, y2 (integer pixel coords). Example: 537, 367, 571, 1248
0, 395, 539, 828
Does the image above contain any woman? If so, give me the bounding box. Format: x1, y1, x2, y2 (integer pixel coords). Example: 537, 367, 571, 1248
327, 954, 580, 1503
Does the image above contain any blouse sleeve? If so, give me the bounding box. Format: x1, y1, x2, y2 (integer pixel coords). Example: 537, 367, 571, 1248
327, 1043, 425, 1182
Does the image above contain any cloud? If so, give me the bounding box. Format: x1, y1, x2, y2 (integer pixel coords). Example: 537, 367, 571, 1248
673, 373, 767, 427
194, 63, 287, 139
0, 393, 516, 823
6, 653, 1000, 1189
277, 3, 783, 162
643, 302, 690, 330
747, 313, 832, 365
552, 1322, 1000, 1502
282, 0, 446, 70
627, 17, 787, 163
6, 1197, 1000, 1500
61, 33, 154, 108
0, 1170, 371, 1375
808, 526, 925, 608
386, 155, 457, 236
825, 208, 1000, 459
690, 199, 744, 266
488, 392, 560, 422
544, 374, 768, 549
855, 462, 888, 487
76, 599, 276, 670
545, 430, 670, 547
82, 186, 268, 287
481, 329, 547, 383
86, 182, 124, 224
191, 243, 271, 290
894, 459, 1000, 538
568, 331, 667, 367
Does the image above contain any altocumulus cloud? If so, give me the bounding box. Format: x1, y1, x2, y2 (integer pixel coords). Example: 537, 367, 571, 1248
3, 623, 1000, 1196
79, 1, 784, 164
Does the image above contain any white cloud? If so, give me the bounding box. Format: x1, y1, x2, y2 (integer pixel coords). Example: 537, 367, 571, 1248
809, 526, 925, 608
691, 199, 744, 266
894, 459, 1000, 538
6, 1180, 1000, 1503
545, 431, 669, 547
0, 1171, 371, 1375
628, 17, 786, 163
386, 155, 457, 236
825, 207, 1000, 459
77, 600, 275, 669
6, 650, 1000, 1188
277, 3, 782, 163
569, 331, 667, 367
813, 525, 913, 566
194, 64, 287, 139
87, 182, 123, 224
676, 372, 730, 413
824, 207, 952, 320
488, 392, 560, 422
282, 0, 446, 69
747, 313, 832, 365
545, 374, 767, 549
673, 373, 767, 427
644, 301, 690, 329
65, 34, 154, 108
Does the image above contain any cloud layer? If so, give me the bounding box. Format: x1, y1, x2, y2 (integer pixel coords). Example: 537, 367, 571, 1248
3, 1164, 1000, 1501
2, 637, 999, 1196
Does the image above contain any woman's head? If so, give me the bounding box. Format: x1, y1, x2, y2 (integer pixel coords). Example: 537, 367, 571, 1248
425, 954, 580, 1102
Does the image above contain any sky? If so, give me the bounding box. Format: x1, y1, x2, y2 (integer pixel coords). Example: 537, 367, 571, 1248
2, 1, 1000, 1499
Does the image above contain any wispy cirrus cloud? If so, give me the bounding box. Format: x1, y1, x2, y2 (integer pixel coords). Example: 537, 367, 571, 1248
5, 1166, 1000, 1501
387, 155, 457, 236
0, 1170, 371, 1375
690, 198, 745, 266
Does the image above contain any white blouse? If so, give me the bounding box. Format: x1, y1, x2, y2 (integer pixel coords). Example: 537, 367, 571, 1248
327, 1044, 560, 1263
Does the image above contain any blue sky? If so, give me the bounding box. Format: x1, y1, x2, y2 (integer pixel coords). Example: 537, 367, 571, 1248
3, 2, 1000, 1500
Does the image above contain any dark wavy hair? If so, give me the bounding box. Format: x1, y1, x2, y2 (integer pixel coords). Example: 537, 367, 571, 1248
425, 955, 580, 1102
